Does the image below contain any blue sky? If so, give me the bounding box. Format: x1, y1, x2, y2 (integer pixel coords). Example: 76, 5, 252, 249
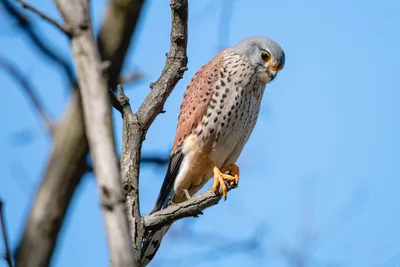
1, 0, 400, 266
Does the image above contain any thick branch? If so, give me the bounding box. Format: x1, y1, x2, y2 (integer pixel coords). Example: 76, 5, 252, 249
15, 1, 145, 266
54, 0, 134, 266
0, 200, 13, 267
143, 185, 234, 233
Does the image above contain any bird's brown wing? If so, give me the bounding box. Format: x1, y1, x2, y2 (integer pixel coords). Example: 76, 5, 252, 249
171, 49, 229, 154
150, 49, 229, 214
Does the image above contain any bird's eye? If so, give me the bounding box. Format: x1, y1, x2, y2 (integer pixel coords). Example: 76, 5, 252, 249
260, 51, 270, 62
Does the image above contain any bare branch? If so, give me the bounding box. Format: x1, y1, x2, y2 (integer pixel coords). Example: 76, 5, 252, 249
16, 0, 72, 35
0, 56, 55, 134
115, 0, 188, 264
15, 93, 88, 267
143, 184, 235, 233
135, 0, 188, 129
0, 200, 13, 267
112, 85, 141, 265
15, 1, 145, 266
53, 0, 135, 266
1, 0, 76, 86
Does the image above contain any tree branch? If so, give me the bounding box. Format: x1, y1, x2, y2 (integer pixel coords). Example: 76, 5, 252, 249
143, 184, 235, 233
16, 0, 71, 36
15, 1, 146, 266
53, 0, 135, 266
0, 200, 13, 267
1, 0, 76, 87
135, 0, 188, 129
0, 56, 55, 134
113, 1, 188, 264
111, 85, 141, 265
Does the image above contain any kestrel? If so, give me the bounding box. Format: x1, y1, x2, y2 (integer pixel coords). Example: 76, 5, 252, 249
141, 36, 285, 265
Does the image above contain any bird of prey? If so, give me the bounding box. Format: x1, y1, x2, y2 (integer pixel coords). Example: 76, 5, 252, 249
141, 36, 285, 265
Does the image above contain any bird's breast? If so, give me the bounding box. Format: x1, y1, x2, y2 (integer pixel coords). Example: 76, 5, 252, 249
195, 69, 265, 168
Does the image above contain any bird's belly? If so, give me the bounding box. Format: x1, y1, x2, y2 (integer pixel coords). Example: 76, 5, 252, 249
211, 121, 246, 166
210, 94, 261, 168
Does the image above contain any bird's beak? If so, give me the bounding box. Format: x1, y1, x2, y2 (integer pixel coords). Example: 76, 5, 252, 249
267, 64, 283, 81
268, 69, 277, 80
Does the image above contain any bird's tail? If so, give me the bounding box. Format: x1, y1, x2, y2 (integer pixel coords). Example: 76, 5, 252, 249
140, 151, 183, 266
140, 189, 173, 266
141, 224, 171, 266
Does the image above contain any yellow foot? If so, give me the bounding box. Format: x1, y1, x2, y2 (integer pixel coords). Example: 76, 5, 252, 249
221, 164, 240, 186
211, 163, 240, 200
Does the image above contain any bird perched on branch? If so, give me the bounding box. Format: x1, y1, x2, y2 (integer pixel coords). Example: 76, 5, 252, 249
141, 36, 285, 265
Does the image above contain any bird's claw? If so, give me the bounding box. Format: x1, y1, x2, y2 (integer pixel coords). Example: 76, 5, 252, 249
211, 164, 240, 200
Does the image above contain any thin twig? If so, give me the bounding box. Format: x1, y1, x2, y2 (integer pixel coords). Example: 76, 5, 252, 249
16, 0, 71, 35
0, 56, 55, 134
0, 200, 13, 267
1, 0, 76, 87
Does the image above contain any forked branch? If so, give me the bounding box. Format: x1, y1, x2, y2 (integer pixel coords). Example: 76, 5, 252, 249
112, 1, 189, 264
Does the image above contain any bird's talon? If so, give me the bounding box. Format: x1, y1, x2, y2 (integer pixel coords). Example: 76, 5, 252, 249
211, 163, 240, 199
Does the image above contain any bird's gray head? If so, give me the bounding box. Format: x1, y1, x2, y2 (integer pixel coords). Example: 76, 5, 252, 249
232, 36, 285, 82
